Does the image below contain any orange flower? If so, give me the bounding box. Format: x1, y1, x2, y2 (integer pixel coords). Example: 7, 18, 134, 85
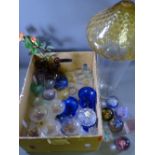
31, 36, 37, 43
19, 32, 24, 41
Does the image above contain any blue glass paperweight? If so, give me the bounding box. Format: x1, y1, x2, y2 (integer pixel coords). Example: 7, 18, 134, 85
116, 106, 128, 119
109, 117, 124, 133
54, 75, 68, 90
76, 108, 97, 132
105, 96, 119, 109
78, 87, 97, 110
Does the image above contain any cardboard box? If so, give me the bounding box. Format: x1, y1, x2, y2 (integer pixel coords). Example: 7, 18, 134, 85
19, 51, 103, 153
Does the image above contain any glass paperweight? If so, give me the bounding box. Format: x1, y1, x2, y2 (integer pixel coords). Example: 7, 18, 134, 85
105, 96, 119, 109
87, 0, 135, 61
114, 136, 130, 151
42, 89, 56, 100
29, 105, 48, 123
32, 97, 43, 106
116, 106, 128, 119
30, 83, 44, 96
76, 108, 97, 131
102, 107, 114, 121
61, 117, 82, 136
48, 99, 65, 116
109, 117, 124, 133
38, 120, 61, 137
27, 122, 39, 137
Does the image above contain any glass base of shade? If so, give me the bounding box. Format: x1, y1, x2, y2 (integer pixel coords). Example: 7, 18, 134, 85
96, 55, 130, 98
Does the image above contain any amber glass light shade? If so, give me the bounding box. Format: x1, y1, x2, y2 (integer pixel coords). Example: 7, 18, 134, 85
87, 0, 135, 61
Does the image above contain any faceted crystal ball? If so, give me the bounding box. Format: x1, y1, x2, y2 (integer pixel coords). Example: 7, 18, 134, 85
87, 0, 135, 60
76, 108, 97, 131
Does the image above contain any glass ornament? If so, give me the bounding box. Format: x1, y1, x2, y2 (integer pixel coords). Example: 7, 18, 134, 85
76, 108, 97, 131
61, 117, 82, 136
87, 0, 135, 61
29, 105, 48, 123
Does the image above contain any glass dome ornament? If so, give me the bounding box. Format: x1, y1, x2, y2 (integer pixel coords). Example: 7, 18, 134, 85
87, 0, 135, 97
